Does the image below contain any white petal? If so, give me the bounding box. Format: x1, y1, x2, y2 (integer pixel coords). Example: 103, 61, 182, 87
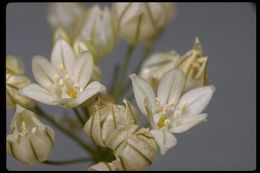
73, 51, 93, 88
88, 161, 117, 171
21, 84, 56, 105
32, 56, 58, 90
176, 85, 215, 117
76, 81, 106, 106
150, 129, 177, 155
169, 113, 208, 133
129, 74, 156, 115
157, 68, 185, 105
51, 39, 76, 76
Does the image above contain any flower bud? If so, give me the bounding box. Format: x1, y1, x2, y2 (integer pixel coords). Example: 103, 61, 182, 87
52, 27, 72, 45
88, 161, 117, 171
83, 99, 138, 147
112, 3, 175, 45
139, 51, 180, 90
6, 56, 35, 109
78, 5, 117, 59
47, 3, 84, 36
105, 124, 158, 171
178, 37, 209, 92
6, 105, 55, 164
139, 37, 209, 92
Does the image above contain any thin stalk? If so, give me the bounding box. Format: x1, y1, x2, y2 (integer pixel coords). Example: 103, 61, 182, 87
34, 106, 95, 155
113, 45, 135, 102
43, 157, 92, 165
72, 107, 85, 126
121, 29, 166, 98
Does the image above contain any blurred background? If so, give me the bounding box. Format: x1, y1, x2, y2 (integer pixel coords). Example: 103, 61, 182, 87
6, 3, 256, 171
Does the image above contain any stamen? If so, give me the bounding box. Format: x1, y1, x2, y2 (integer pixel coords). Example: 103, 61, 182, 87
21, 121, 28, 134
31, 127, 37, 134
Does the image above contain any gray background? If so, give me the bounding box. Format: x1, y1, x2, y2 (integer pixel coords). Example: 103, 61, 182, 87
6, 3, 256, 171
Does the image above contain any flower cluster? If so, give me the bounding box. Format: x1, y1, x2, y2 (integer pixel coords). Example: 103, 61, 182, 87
6, 3, 215, 171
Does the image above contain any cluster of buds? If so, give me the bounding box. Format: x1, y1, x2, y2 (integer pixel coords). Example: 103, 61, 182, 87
139, 37, 209, 92
6, 55, 35, 109
48, 3, 175, 60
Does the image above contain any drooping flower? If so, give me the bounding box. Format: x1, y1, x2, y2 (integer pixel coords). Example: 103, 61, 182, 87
21, 39, 106, 107
112, 3, 175, 45
78, 5, 117, 59
6, 55, 35, 109
6, 105, 55, 164
105, 124, 158, 171
139, 37, 209, 92
130, 68, 215, 155
83, 98, 138, 147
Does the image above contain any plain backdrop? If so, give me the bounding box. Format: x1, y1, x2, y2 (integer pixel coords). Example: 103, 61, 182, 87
6, 3, 256, 171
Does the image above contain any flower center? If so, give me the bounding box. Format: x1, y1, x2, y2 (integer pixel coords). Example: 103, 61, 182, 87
154, 98, 175, 128
56, 65, 80, 99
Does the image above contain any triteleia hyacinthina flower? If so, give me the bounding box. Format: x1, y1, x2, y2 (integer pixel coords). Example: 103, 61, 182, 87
112, 3, 175, 45
21, 39, 106, 107
6, 105, 55, 164
78, 5, 117, 59
139, 38, 209, 92
130, 68, 215, 155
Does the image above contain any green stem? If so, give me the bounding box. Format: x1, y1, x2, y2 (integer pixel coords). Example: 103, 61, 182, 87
72, 107, 85, 126
43, 157, 92, 165
113, 45, 135, 103
121, 29, 166, 99
34, 106, 95, 155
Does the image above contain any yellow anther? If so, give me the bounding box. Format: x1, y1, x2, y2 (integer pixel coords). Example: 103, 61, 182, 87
66, 88, 77, 98
157, 116, 167, 128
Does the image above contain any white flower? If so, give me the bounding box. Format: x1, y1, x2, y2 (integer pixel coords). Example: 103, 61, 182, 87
78, 5, 117, 59
130, 68, 215, 155
6, 105, 55, 164
112, 3, 175, 45
21, 39, 106, 107
47, 3, 84, 36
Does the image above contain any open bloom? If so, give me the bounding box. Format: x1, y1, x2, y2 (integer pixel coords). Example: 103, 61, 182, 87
78, 5, 117, 59
21, 39, 106, 107
139, 38, 209, 92
6, 105, 55, 164
130, 68, 215, 155
112, 3, 175, 45
6, 55, 35, 109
